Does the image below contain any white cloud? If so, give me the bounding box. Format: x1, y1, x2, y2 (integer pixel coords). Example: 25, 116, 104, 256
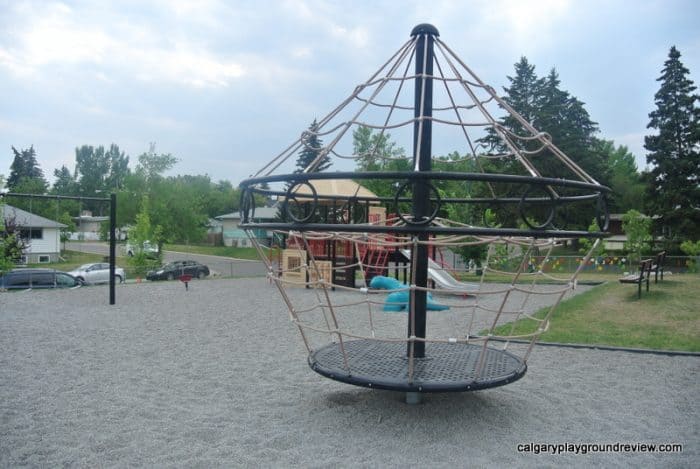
0, 1, 246, 88
281, 0, 371, 49
129, 45, 245, 87
291, 47, 313, 59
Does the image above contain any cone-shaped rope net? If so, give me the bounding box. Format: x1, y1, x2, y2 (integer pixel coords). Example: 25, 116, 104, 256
240, 24, 609, 392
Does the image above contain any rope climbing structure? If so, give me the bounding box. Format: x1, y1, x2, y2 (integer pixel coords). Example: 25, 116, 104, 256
239, 24, 610, 398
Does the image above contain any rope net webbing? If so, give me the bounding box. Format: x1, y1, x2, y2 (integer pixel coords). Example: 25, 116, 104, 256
250, 228, 599, 380
250, 32, 599, 186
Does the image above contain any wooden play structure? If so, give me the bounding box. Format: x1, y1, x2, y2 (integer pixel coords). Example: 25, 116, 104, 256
277, 181, 409, 288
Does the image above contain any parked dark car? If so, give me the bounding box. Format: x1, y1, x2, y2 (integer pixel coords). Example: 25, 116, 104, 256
146, 260, 210, 281
0, 268, 82, 290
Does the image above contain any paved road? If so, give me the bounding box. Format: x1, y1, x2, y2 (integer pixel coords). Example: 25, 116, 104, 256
66, 242, 268, 278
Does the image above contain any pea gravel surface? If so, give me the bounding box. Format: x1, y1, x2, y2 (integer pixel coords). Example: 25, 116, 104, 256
1, 277, 697, 467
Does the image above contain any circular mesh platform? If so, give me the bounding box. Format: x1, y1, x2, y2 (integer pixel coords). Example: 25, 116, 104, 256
309, 339, 527, 392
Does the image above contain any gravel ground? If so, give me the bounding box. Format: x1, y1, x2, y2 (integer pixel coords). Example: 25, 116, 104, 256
1, 278, 697, 467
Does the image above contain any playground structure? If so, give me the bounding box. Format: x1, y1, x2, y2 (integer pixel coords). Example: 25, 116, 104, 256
275, 199, 469, 292
239, 24, 609, 401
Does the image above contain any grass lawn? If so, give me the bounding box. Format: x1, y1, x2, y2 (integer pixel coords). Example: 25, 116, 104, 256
164, 244, 270, 261
490, 274, 700, 352
31, 250, 106, 272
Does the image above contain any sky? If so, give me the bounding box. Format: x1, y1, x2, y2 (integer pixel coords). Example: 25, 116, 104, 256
1, 0, 698, 187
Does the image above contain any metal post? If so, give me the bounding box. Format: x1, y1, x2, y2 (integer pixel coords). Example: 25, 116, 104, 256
408, 24, 438, 359
109, 193, 116, 305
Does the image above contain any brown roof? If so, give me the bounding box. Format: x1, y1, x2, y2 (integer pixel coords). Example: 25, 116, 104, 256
289, 179, 377, 201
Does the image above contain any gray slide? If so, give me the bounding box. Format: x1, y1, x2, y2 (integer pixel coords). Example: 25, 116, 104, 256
400, 250, 478, 294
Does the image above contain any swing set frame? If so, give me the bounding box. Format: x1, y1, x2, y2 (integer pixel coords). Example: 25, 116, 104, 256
1, 192, 118, 305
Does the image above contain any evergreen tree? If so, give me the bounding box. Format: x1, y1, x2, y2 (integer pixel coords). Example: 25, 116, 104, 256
480, 57, 544, 164
294, 119, 330, 173
535, 69, 602, 181
477, 59, 603, 229
643, 46, 700, 241
7, 146, 47, 191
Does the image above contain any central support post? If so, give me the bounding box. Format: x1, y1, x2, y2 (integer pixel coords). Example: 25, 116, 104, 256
408, 24, 438, 360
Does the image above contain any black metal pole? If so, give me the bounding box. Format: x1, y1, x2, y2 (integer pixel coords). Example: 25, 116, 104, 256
408, 24, 438, 359
109, 193, 116, 305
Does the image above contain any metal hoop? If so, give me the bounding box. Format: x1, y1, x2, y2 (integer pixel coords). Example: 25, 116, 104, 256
518, 185, 556, 230
394, 180, 441, 226
239, 189, 256, 223
284, 181, 318, 223
596, 193, 610, 231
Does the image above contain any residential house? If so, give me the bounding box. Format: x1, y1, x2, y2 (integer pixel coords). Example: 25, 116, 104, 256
603, 212, 658, 251
71, 210, 109, 241
216, 206, 279, 247
1, 204, 66, 263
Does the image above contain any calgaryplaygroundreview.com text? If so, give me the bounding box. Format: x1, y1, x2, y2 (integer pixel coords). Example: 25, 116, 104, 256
517, 442, 683, 455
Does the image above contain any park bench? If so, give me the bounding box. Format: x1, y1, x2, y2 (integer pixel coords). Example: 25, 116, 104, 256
652, 251, 666, 283
619, 258, 653, 299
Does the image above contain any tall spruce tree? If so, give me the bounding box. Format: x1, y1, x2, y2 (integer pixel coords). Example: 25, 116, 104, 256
294, 119, 330, 173
644, 46, 700, 241
480, 57, 544, 164
8, 145, 47, 191
477, 58, 603, 229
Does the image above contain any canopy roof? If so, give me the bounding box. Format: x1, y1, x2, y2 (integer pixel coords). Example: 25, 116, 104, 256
288, 178, 377, 202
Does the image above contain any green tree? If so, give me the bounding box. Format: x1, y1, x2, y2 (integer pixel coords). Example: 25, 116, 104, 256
594, 139, 645, 213
149, 175, 208, 244
4, 178, 54, 219
74, 145, 109, 195
135, 143, 179, 183
5, 146, 52, 217
680, 239, 700, 272
8, 146, 47, 191
352, 125, 409, 197
622, 209, 652, 262
479, 57, 543, 163
0, 205, 28, 271
477, 59, 604, 230
104, 144, 130, 191
295, 119, 331, 173
114, 144, 178, 240
578, 218, 607, 257
57, 211, 76, 249
52, 165, 77, 195
127, 195, 162, 274
205, 180, 240, 217
453, 209, 498, 272
643, 46, 700, 241
538, 69, 602, 180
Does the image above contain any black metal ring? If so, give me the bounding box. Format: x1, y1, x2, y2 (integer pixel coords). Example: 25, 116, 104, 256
394, 180, 441, 225
239, 189, 256, 223
482, 208, 497, 228
285, 181, 318, 223
518, 185, 556, 230
596, 193, 610, 231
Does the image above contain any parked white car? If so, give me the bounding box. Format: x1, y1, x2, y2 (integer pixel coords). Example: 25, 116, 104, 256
68, 263, 125, 284
125, 240, 159, 258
